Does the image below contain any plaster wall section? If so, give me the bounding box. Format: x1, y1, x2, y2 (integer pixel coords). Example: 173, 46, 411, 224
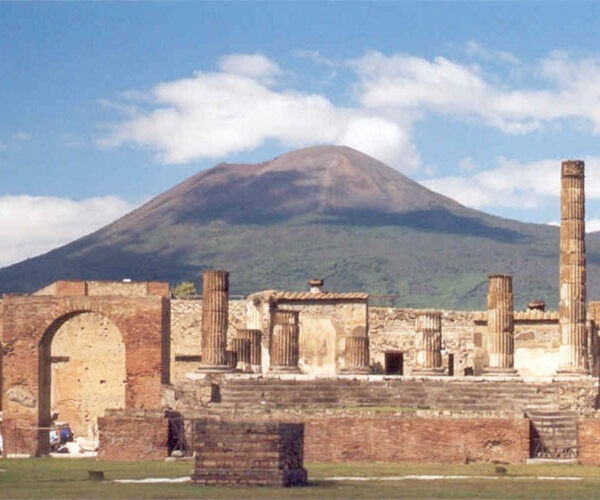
169, 299, 245, 383
369, 307, 562, 376
50, 312, 126, 438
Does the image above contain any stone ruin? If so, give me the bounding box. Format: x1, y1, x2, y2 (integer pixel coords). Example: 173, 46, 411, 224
3, 160, 600, 470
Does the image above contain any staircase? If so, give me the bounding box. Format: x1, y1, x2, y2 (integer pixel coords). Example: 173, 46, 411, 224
213, 376, 560, 413
527, 410, 579, 460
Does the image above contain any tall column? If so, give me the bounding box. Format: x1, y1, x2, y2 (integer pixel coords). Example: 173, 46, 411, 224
412, 311, 444, 375
198, 270, 231, 372
558, 160, 589, 375
270, 310, 300, 373
341, 337, 370, 374
238, 328, 262, 369
484, 275, 517, 376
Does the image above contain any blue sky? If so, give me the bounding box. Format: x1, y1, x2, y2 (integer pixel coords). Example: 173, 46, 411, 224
3, 1, 600, 266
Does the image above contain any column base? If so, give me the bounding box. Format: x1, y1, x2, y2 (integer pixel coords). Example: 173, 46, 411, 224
483, 367, 519, 377
196, 364, 234, 373
555, 366, 590, 377
411, 367, 446, 376
340, 366, 371, 375
269, 365, 300, 373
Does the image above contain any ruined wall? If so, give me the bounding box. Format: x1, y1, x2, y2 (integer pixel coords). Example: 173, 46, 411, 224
97, 410, 168, 461
1, 294, 167, 456
278, 301, 367, 375
170, 300, 245, 383
369, 308, 561, 377
96, 412, 530, 465
51, 312, 126, 438
303, 416, 530, 463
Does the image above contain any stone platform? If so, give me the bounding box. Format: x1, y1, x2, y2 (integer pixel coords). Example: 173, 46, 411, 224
191, 419, 307, 487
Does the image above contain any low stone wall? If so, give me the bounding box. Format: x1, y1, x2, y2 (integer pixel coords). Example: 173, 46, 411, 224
192, 419, 307, 486
302, 416, 530, 463
578, 420, 600, 465
97, 410, 168, 461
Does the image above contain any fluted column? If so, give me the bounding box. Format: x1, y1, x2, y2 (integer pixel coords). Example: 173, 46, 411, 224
238, 328, 262, 370
270, 310, 300, 372
412, 311, 444, 375
558, 160, 589, 375
198, 270, 231, 372
231, 338, 251, 371
484, 275, 517, 376
341, 337, 370, 374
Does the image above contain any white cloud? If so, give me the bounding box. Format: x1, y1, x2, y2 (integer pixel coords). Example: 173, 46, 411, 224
351, 50, 600, 135
424, 157, 600, 211
218, 53, 281, 83
587, 219, 600, 232
294, 49, 337, 67
0, 195, 134, 267
549, 219, 600, 233
99, 53, 421, 172
465, 41, 521, 65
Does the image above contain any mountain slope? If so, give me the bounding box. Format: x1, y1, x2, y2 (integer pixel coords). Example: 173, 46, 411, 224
2, 145, 599, 310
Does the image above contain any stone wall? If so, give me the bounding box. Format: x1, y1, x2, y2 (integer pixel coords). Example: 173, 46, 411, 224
170, 300, 245, 383
369, 307, 562, 377
1, 293, 168, 456
50, 312, 126, 438
97, 410, 168, 461
303, 416, 530, 463
192, 419, 307, 486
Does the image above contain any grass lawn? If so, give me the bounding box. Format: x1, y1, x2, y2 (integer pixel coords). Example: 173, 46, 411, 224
2, 459, 600, 499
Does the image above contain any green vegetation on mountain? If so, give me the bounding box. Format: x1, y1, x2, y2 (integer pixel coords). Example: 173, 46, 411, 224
1, 145, 598, 310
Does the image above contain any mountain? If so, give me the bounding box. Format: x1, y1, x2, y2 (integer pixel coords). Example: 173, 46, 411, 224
2, 145, 600, 310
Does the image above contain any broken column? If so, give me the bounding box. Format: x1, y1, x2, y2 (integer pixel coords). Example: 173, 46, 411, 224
231, 337, 250, 371
270, 310, 300, 372
199, 270, 231, 371
237, 328, 262, 370
341, 337, 370, 374
484, 274, 517, 376
558, 160, 589, 375
412, 311, 444, 375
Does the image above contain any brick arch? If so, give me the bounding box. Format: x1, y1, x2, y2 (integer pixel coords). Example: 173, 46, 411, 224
38, 310, 127, 451
1, 294, 168, 456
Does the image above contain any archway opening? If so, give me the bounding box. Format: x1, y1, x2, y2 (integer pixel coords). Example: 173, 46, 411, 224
39, 311, 126, 454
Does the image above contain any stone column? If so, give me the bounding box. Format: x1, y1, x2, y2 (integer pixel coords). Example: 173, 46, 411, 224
238, 328, 262, 369
270, 310, 300, 373
558, 160, 589, 375
232, 338, 251, 371
412, 311, 444, 375
341, 337, 370, 374
484, 275, 517, 376
198, 270, 231, 372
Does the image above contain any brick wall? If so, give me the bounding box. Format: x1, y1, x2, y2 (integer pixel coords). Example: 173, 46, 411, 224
578, 420, 600, 465
303, 417, 530, 463
97, 413, 168, 461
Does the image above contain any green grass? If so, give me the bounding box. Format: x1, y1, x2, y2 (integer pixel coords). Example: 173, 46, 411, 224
3, 459, 600, 499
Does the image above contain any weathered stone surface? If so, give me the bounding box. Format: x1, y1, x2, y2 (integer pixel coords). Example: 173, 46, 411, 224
270, 310, 300, 372
485, 275, 516, 374
413, 311, 443, 375
558, 160, 588, 374
97, 411, 168, 461
1, 291, 168, 456
191, 419, 307, 486
302, 416, 530, 464
6, 386, 36, 408
200, 271, 230, 369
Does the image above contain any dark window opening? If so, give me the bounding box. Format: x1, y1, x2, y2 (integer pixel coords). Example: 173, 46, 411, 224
385, 351, 403, 375
448, 353, 454, 376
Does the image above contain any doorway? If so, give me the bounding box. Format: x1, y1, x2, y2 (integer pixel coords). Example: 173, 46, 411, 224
384, 351, 403, 375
